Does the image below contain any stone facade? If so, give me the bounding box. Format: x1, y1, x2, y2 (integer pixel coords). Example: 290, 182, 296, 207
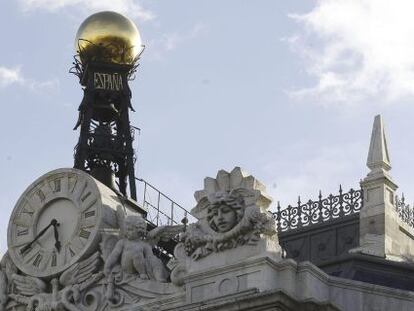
140, 258, 414, 311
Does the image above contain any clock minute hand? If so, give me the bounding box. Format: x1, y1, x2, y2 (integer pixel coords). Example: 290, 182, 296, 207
20, 219, 57, 254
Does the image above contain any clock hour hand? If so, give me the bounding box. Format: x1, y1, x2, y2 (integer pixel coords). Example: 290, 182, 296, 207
20, 219, 58, 254
53, 222, 61, 253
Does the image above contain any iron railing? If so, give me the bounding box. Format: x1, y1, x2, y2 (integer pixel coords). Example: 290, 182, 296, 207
274, 186, 363, 232
395, 194, 414, 229
135, 178, 195, 226
134, 177, 414, 235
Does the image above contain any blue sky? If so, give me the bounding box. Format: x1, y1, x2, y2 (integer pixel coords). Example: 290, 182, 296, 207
1, 0, 414, 254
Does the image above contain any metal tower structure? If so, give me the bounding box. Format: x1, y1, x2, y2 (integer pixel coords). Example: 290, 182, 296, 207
70, 12, 144, 200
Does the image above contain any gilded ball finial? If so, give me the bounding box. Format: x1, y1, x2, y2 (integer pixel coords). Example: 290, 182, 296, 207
75, 11, 143, 65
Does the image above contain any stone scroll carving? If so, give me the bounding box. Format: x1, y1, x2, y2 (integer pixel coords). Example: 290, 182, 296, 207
9, 252, 103, 311
169, 167, 279, 285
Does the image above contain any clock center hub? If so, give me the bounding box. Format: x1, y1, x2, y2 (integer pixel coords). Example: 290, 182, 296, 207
37, 198, 78, 250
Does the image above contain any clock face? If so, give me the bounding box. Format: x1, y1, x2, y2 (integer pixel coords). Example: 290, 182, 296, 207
8, 169, 103, 278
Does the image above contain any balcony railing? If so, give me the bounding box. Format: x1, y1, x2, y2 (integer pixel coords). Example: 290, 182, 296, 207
395, 194, 414, 229
273, 186, 363, 232
135, 178, 195, 226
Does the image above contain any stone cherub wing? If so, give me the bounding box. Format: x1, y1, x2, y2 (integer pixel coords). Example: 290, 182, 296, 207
100, 233, 120, 261
147, 225, 185, 246
12, 274, 47, 296
1, 252, 17, 282
59, 251, 102, 287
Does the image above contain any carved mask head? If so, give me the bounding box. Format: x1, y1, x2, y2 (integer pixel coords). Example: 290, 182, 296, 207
207, 192, 244, 233
124, 215, 147, 240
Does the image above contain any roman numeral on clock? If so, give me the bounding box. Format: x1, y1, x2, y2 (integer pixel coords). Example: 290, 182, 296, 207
81, 191, 91, 202
36, 189, 46, 202
21, 208, 34, 216
69, 247, 76, 257
51, 253, 57, 267
20, 245, 32, 256
53, 179, 61, 192
17, 228, 29, 236
84, 210, 95, 218
79, 229, 91, 239
33, 253, 43, 267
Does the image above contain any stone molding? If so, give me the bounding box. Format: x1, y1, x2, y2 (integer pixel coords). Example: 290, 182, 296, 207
138, 256, 414, 311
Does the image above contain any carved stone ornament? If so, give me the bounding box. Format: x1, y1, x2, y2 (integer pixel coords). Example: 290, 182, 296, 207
170, 167, 280, 286
3, 168, 182, 311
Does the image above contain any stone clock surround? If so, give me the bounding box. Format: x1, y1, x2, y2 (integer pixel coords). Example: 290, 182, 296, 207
7, 168, 123, 278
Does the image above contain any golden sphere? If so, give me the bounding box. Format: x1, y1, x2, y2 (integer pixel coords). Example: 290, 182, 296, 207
75, 11, 143, 65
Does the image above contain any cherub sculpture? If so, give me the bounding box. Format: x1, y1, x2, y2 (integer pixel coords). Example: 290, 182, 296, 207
0, 253, 16, 311
103, 214, 183, 283
0, 270, 6, 311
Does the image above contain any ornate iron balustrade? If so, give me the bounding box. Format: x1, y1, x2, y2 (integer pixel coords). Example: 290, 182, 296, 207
395, 194, 414, 229
274, 186, 363, 232
136, 178, 195, 226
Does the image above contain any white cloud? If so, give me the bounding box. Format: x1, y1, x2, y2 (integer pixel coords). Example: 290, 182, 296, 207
147, 23, 208, 60
288, 0, 414, 104
27, 78, 60, 94
0, 66, 24, 87
19, 0, 154, 20
0, 65, 59, 93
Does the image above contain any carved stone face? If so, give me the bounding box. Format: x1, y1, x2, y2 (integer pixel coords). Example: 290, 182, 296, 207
124, 216, 147, 240
208, 204, 238, 233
